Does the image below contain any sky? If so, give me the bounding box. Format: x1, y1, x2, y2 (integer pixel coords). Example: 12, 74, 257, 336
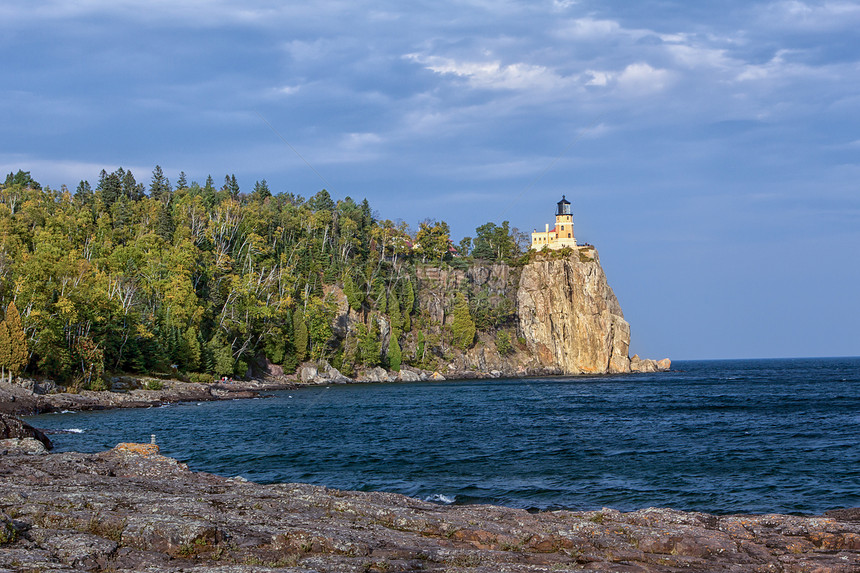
1, 0, 858, 360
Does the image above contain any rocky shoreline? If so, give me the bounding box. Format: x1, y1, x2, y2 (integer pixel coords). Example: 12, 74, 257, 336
0, 357, 671, 417
0, 443, 858, 572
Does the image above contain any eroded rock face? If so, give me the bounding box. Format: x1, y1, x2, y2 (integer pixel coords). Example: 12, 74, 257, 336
517, 254, 633, 374
0, 447, 858, 572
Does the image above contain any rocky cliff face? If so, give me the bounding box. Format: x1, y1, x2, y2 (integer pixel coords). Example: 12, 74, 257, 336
298, 249, 666, 382
408, 249, 667, 378
517, 251, 633, 374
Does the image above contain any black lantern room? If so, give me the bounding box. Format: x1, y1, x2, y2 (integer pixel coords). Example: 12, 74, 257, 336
556, 195, 571, 216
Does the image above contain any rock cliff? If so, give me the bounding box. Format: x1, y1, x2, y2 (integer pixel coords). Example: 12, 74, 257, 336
517, 251, 633, 374
407, 249, 667, 377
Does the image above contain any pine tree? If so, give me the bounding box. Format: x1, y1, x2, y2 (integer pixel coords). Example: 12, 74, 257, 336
451, 292, 476, 351
293, 309, 308, 362
387, 337, 401, 372
0, 321, 10, 382
149, 165, 172, 203
5, 302, 28, 380
176, 171, 188, 190
388, 291, 402, 337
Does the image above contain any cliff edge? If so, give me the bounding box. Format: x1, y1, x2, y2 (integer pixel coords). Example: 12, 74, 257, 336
518, 251, 634, 374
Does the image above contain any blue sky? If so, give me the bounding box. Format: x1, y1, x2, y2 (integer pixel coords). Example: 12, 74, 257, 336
2, 0, 858, 360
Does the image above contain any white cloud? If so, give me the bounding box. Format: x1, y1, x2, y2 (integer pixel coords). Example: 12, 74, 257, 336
617, 63, 673, 93
761, 0, 860, 30
555, 17, 623, 39
404, 54, 570, 92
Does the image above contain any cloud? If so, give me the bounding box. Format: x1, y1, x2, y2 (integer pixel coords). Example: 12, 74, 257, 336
761, 0, 860, 30
404, 53, 570, 92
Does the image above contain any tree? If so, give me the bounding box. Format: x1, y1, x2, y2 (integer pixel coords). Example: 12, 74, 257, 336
414, 219, 452, 263
471, 221, 519, 263
74, 180, 93, 207
387, 336, 401, 371
451, 292, 476, 351
307, 189, 335, 212
96, 169, 122, 209
306, 296, 336, 360
3, 170, 40, 189
5, 302, 28, 381
0, 321, 10, 382
176, 171, 188, 189
252, 179, 271, 201
292, 309, 308, 362
149, 165, 171, 203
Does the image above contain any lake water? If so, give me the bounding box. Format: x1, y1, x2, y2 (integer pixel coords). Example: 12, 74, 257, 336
27, 357, 860, 515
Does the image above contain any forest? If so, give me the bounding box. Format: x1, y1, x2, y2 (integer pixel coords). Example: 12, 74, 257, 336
0, 168, 528, 388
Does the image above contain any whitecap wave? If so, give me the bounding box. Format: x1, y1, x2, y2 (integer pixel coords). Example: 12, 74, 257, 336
64, 428, 85, 434
426, 493, 456, 504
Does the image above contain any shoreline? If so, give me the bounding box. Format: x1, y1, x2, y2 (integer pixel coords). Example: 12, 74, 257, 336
0, 362, 671, 416
1, 444, 858, 572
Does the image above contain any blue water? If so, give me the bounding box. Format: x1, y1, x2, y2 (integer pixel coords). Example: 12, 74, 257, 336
27, 357, 860, 515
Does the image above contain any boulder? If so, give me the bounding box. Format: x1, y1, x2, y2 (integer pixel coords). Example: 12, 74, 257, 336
657, 358, 672, 371
0, 437, 48, 454
362, 367, 390, 383
630, 355, 659, 373
398, 368, 421, 383
324, 365, 353, 384
299, 365, 319, 383
0, 413, 52, 450
429, 371, 446, 381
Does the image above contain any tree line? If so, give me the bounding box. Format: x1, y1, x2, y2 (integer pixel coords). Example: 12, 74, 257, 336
0, 168, 528, 387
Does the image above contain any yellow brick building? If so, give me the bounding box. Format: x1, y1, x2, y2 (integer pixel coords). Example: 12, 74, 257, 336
531, 196, 577, 250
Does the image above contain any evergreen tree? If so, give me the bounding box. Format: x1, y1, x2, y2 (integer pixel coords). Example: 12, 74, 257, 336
252, 179, 271, 200
401, 280, 415, 332
96, 169, 122, 209
292, 309, 308, 362
149, 165, 172, 203
122, 169, 144, 200
207, 333, 234, 377
0, 321, 10, 382
343, 274, 363, 312
176, 171, 188, 189
4, 302, 27, 381
387, 336, 401, 372
74, 180, 93, 207
222, 174, 240, 198
307, 189, 335, 212
388, 290, 402, 336
451, 292, 476, 351
3, 170, 40, 189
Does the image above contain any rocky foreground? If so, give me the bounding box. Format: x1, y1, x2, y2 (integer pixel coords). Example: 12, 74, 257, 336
1, 445, 859, 573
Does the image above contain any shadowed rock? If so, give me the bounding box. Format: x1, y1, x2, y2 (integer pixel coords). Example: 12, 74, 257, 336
0, 413, 52, 450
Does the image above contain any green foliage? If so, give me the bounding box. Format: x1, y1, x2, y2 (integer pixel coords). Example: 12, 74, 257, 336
306, 296, 336, 360
387, 336, 402, 372
342, 273, 363, 312
414, 220, 451, 263
470, 221, 523, 263
145, 379, 164, 391
387, 290, 402, 337
495, 330, 513, 355
450, 292, 476, 351
4, 169, 40, 190
292, 309, 309, 363
206, 333, 234, 377
356, 321, 381, 367
0, 164, 540, 383
0, 322, 10, 381
1, 302, 28, 380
